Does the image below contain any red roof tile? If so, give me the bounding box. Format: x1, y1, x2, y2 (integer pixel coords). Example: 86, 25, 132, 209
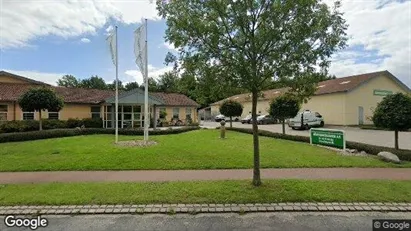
151, 92, 200, 107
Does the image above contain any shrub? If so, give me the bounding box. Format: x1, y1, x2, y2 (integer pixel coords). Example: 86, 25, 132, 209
0, 126, 200, 143
82, 118, 103, 128
226, 127, 411, 161
42, 119, 67, 130
66, 118, 83, 128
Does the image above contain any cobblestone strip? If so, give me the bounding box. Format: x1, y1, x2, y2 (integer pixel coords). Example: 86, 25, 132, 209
0, 203, 410, 215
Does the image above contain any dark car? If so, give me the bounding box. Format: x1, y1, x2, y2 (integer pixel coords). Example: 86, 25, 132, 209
241, 114, 261, 124
257, 115, 277, 124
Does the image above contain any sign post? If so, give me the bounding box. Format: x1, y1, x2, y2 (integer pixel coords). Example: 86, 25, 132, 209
310, 128, 346, 151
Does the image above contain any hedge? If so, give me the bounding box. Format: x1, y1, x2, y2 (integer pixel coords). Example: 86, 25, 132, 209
0, 118, 103, 133
226, 127, 411, 161
0, 126, 200, 143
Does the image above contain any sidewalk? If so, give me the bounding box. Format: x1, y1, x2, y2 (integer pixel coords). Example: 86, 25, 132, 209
1, 168, 411, 184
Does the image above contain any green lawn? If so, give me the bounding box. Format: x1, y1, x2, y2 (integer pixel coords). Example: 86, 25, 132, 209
1, 180, 410, 205
0, 130, 409, 171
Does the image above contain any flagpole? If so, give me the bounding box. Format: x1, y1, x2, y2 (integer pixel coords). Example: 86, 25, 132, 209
115, 25, 119, 143
144, 19, 149, 141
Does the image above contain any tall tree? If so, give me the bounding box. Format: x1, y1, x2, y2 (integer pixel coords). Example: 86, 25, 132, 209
372, 93, 411, 150
18, 87, 64, 130
80, 75, 108, 90
57, 75, 80, 88
139, 77, 161, 92
158, 0, 347, 186
157, 71, 180, 93
107, 80, 125, 91
124, 82, 140, 91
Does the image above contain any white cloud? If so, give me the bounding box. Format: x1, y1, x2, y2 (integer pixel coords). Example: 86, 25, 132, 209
125, 65, 173, 85
80, 38, 91, 43
325, 0, 411, 87
3, 69, 66, 86
0, 0, 159, 49
162, 41, 178, 52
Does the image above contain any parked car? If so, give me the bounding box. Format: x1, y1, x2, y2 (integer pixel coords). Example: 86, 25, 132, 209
257, 114, 277, 124
215, 114, 240, 122
288, 110, 324, 130
241, 114, 261, 124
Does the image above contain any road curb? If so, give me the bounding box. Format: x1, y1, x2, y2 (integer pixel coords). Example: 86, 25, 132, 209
1, 203, 410, 215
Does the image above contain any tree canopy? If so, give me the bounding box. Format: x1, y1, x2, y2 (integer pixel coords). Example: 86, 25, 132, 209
18, 87, 64, 130
157, 0, 348, 186
372, 93, 411, 149
269, 94, 300, 134
219, 100, 243, 127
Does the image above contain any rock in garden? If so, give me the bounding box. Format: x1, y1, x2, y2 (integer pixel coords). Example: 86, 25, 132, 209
377, 151, 400, 164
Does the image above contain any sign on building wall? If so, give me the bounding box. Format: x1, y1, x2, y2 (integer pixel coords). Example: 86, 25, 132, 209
373, 89, 393, 96
310, 128, 345, 150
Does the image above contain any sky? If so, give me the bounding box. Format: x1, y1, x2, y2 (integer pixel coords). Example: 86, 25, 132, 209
0, 0, 410, 88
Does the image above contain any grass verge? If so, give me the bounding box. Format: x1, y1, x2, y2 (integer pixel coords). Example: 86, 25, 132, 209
0, 180, 410, 205
0, 130, 409, 171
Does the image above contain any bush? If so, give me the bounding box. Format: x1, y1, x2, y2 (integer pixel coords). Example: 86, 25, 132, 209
0, 126, 200, 143
66, 118, 83, 128
82, 118, 103, 128
42, 120, 67, 130
226, 127, 411, 161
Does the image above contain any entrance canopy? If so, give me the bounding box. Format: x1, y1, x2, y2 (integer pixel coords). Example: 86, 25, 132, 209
104, 88, 164, 105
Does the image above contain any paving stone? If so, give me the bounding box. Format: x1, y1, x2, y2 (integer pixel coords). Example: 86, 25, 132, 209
119, 208, 129, 213
104, 208, 114, 213
208, 208, 216, 212
68, 205, 76, 209
79, 209, 88, 214
359, 202, 367, 206
376, 202, 384, 205
308, 206, 318, 211
223, 208, 232, 212
55, 209, 64, 214
159, 208, 167, 213
370, 206, 381, 211
249, 207, 258, 212
201, 208, 209, 213
266, 207, 275, 212
317, 203, 325, 206
257, 207, 266, 212
333, 206, 342, 211
245, 203, 254, 207
274, 206, 283, 211
0, 210, 6, 215
361, 206, 373, 211
317, 206, 327, 211
293, 206, 302, 211
215, 208, 224, 212
348, 206, 356, 211
151, 208, 160, 213
354, 206, 363, 211
88, 209, 96, 214
138, 205, 145, 208
405, 207, 411, 211
71, 209, 80, 214
174, 208, 181, 213
216, 204, 224, 207
208, 204, 216, 207
106, 205, 115, 208
224, 204, 231, 207
300, 206, 308, 211
232, 207, 241, 212
130, 208, 137, 213
278, 203, 287, 206
61, 210, 71, 214
177, 204, 185, 207
398, 207, 407, 211
286, 203, 294, 206
262, 203, 271, 207
113, 209, 122, 213
283, 206, 293, 211
326, 206, 334, 211
300, 203, 309, 206
83, 205, 92, 209
143, 208, 152, 213
181, 208, 188, 213
154, 204, 162, 208
131, 205, 138, 208
341, 206, 349, 211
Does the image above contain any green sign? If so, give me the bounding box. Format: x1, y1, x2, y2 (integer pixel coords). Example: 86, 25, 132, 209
373, 89, 393, 96
310, 128, 345, 150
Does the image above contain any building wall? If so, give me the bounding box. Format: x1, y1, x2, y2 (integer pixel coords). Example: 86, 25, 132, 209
302, 93, 346, 125
344, 74, 409, 125
157, 106, 198, 123
0, 75, 33, 84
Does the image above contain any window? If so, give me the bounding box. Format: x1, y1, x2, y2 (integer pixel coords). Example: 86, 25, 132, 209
159, 108, 166, 119
173, 108, 180, 119
104, 106, 112, 128
48, 112, 59, 120
0, 105, 7, 121
23, 111, 34, 120
91, 106, 101, 119
185, 108, 192, 120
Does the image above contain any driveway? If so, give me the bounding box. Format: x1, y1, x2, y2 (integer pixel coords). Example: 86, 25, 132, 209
201, 121, 411, 150
2, 212, 410, 231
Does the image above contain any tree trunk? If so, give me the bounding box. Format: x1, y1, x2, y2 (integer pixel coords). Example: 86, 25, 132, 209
230, 116, 232, 128
251, 91, 261, 186
39, 111, 43, 131
394, 130, 399, 150
282, 119, 285, 134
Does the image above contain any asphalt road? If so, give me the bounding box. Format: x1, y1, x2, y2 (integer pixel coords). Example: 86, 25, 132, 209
1, 212, 411, 231
201, 121, 411, 150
